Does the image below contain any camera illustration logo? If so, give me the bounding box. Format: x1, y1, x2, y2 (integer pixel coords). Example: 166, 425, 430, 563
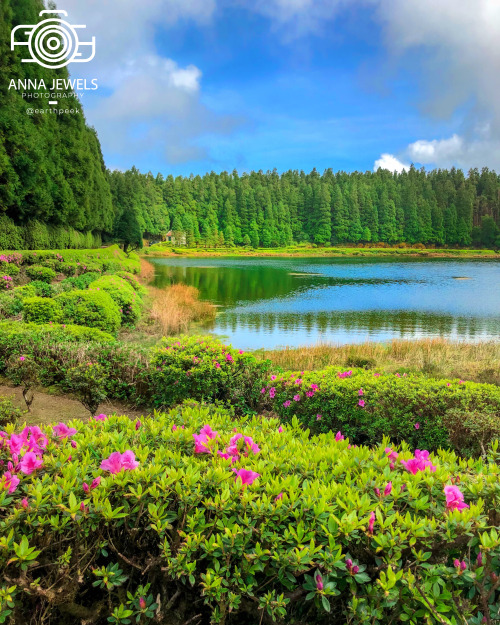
11, 9, 95, 69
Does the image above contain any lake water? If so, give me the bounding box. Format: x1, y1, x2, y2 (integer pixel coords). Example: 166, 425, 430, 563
150, 256, 500, 349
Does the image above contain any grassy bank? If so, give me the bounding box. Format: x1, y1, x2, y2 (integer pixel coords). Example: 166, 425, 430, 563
143, 243, 499, 258
258, 339, 500, 386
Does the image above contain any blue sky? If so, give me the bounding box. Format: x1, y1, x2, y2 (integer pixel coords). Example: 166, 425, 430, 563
63, 0, 500, 176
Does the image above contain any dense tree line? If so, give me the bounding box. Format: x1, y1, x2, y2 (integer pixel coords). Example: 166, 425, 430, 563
0, 0, 113, 244
110, 166, 500, 249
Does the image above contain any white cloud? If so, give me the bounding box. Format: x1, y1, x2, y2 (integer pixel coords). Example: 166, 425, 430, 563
373, 153, 409, 173
51, 0, 239, 166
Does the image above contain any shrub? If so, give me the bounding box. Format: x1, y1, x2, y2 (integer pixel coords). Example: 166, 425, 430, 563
0, 262, 20, 278
0, 395, 23, 429
90, 275, 143, 324
0, 405, 498, 624
150, 336, 271, 413
25, 265, 56, 284
28, 280, 54, 298
7, 355, 41, 411
0, 275, 13, 291
23, 297, 61, 324
266, 368, 500, 453
55, 289, 121, 333
56, 261, 79, 276
66, 362, 107, 415
116, 270, 147, 295
56, 271, 100, 292
443, 408, 500, 457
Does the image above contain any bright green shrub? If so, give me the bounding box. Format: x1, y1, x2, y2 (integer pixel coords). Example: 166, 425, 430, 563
116, 270, 147, 295
13, 285, 37, 298
25, 265, 56, 283
90, 275, 143, 324
0, 404, 498, 624
0, 216, 23, 250
0, 262, 20, 278
56, 261, 79, 276
56, 272, 100, 293
29, 280, 54, 298
0, 321, 115, 348
55, 289, 121, 333
150, 335, 271, 412
0, 286, 35, 319
266, 368, 500, 452
23, 297, 61, 324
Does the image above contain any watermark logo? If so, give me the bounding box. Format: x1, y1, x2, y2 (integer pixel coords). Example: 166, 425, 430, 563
11, 9, 95, 69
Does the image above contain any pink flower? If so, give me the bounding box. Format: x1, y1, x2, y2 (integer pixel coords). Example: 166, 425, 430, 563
335, 431, 344, 442
214, 362, 221, 369
385, 447, 398, 463
53, 423, 77, 439
315, 574, 324, 591
305, 391, 314, 397
414, 422, 420, 430
278, 425, 283, 433
83, 482, 90, 493
193, 425, 218, 454
358, 388, 364, 396
316, 414, 322, 420
270, 375, 277, 381
21, 497, 29, 508
70, 440, 77, 448
20, 452, 43, 475
283, 400, 291, 407
100, 451, 139, 474
368, 510, 375, 534
358, 399, 365, 408
91, 477, 101, 489
383, 482, 392, 496
233, 468, 260, 487
139, 597, 147, 610
401, 450, 436, 474
94, 414, 107, 421
261, 387, 266, 394
477, 552, 483, 566
19, 356, 25, 362
1, 471, 20, 493
275, 492, 283, 501
444, 485, 469, 512
453, 558, 460, 568
225, 353, 234, 363
269, 387, 276, 399
293, 395, 300, 402
135, 420, 141, 430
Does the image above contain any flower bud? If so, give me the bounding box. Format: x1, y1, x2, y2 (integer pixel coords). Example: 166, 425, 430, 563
346, 559, 353, 570
460, 561, 467, 571
477, 552, 483, 566
91, 476, 101, 489
352, 565, 359, 574
454, 559, 460, 568
21, 498, 28, 509
316, 575, 324, 591
83, 482, 90, 493
139, 597, 146, 610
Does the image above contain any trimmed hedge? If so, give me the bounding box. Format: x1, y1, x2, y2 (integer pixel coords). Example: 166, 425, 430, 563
90, 274, 144, 324
55, 289, 121, 333
0, 404, 499, 624
23, 296, 61, 324
264, 367, 500, 452
25, 265, 56, 283
0, 321, 115, 346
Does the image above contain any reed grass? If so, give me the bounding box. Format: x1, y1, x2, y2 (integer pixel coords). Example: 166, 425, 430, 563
148, 284, 216, 335
259, 338, 500, 385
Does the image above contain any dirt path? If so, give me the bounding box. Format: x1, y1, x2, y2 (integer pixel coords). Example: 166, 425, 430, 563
0, 384, 148, 426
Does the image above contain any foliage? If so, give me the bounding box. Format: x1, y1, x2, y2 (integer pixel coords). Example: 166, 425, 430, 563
56, 272, 100, 293
55, 289, 121, 333
28, 280, 54, 298
0, 404, 499, 625
0, 396, 23, 429
7, 355, 40, 412
265, 367, 500, 453
23, 297, 60, 324
150, 336, 272, 413
25, 265, 56, 284
65, 362, 108, 415
0, 262, 20, 278
90, 275, 144, 325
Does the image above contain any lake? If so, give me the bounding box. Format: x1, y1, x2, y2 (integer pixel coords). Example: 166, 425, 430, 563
150, 256, 500, 349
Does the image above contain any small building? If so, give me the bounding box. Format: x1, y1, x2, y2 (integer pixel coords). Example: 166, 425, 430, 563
165, 230, 186, 245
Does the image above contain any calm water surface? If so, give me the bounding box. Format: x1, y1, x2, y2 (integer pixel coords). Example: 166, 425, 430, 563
150, 257, 500, 349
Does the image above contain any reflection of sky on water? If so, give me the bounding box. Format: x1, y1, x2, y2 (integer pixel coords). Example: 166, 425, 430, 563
151, 257, 500, 349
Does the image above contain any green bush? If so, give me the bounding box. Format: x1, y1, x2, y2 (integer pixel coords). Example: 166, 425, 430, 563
66, 362, 108, 415
56, 272, 100, 292
0, 395, 23, 428
90, 275, 143, 324
265, 367, 500, 453
0, 321, 115, 348
56, 261, 79, 276
0, 404, 498, 624
116, 270, 147, 295
23, 297, 61, 324
150, 335, 271, 413
25, 265, 56, 284
29, 280, 54, 298
55, 289, 121, 333
0, 286, 35, 319
0, 262, 20, 278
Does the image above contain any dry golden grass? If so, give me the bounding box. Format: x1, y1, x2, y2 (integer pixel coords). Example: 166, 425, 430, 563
148, 284, 216, 335
139, 258, 156, 283
260, 339, 500, 385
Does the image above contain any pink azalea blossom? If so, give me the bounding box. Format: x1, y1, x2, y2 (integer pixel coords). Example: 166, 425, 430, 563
278, 425, 283, 433
193, 425, 218, 454
70, 440, 77, 448
315, 574, 324, 591
225, 353, 234, 363
261, 387, 267, 394
53, 423, 77, 439
19, 356, 25, 362
1, 471, 20, 493
94, 414, 107, 421
91, 477, 101, 489
293, 395, 300, 402
401, 450, 436, 474
20, 452, 43, 475
385, 447, 398, 463
358, 399, 365, 408
83, 482, 90, 493
477, 552, 483, 566
233, 468, 260, 487
269, 387, 276, 399
135, 420, 141, 430
100, 451, 139, 474
214, 362, 221, 369
384, 482, 392, 496
283, 400, 291, 407
335, 431, 344, 442
21, 498, 29, 508
444, 485, 469, 511
270, 375, 277, 381
275, 492, 283, 501
316, 414, 322, 420
414, 422, 420, 430
358, 388, 364, 396
311, 384, 319, 391
368, 510, 375, 533
306, 391, 315, 397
